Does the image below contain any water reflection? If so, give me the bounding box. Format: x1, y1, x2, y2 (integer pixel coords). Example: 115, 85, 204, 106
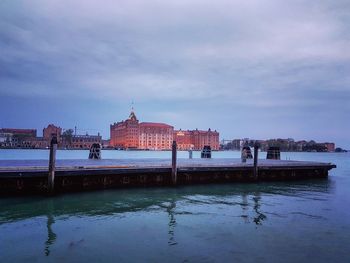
252, 193, 266, 225
166, 201, 177, 246
0, 179, 334, 254
45, 214, 56, 256
240, 194, 249, 223
0, 179, 333, 224
45, 201, 57, 256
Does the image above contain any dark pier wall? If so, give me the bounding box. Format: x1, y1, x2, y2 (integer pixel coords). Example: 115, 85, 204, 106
0, 165, 333, 195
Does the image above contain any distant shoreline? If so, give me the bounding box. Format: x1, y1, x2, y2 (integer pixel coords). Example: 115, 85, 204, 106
0, 148, 346, 153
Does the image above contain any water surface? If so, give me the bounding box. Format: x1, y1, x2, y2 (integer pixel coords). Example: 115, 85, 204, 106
0, 151, 349, 262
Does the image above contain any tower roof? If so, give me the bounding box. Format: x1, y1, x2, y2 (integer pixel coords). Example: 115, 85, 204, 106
128, 109, 138, 121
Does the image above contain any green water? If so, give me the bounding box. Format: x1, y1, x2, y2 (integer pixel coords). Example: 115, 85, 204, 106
0, 151, 349, 262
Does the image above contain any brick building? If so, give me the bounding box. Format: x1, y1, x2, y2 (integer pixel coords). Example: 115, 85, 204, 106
110, 110, 139, 149
139, 122, 174, 150
21, 137, 49, 149
174, 130, 194, 150
110, 110, 220, 151
0, 128, 37, 138
43, 124, 62, 143
174, 128, 220, 151
0, 128, 37, 148
0, 132, 13, 147
71, 134, 102, 149
110, 110, 174, 150
324, 143, 335, 152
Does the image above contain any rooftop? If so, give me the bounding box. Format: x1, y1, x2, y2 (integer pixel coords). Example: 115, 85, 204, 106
140, 122, 173, 128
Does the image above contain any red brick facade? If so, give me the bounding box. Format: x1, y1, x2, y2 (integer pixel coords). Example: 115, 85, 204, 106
174, 129, 220, 150
110, 110, 220, 151
173, 130, 194, 150
139, 122, 174, 150
43, 124, 62, 143
71, 134, 102, 149
324, 143, 335, 152
110, 111, 140, 149
110, 111, 174, 150
0, 128, 37, 137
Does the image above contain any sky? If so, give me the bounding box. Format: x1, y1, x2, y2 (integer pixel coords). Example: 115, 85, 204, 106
0, 0, 349, 148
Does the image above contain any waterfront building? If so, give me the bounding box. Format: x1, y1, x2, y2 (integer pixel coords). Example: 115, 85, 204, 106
174, 128, 220, 151
0, 132, 13, 147
0, 128, 37, 138
296, 140, 307, 151
110, 110, 220, 151
102, 139, 111, 149
324, 143, 335, 152
20, 137, 49, 149
192, 128, 220, 150
174, 130, 194, 150
110, 110, 174, 150
43, 124, 62, 143
139, 122, 174, 150
110, 110, 139, 149
71, 134, 102, 149
0, 128, 37, 148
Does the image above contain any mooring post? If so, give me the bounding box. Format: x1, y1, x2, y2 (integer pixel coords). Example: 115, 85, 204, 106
241, 148, 247, 163
48, 136, 58, 194
253, 142, 259, 180
171, 140, 177, 185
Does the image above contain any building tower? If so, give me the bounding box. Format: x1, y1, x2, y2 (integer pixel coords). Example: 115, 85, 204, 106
110, 108, 140, 149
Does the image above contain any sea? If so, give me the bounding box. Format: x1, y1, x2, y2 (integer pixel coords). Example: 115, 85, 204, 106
0, 149, 349, 263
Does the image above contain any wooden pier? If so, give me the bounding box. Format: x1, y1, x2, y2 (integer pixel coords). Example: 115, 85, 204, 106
0, 158, 336, 195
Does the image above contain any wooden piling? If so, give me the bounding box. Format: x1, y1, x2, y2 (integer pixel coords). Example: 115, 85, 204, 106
48, 136, 58, 194
253, 143, 259, 180
171, 140, 177, 185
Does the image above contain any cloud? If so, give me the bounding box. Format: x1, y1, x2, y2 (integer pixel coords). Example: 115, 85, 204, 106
0, 0, 349, 146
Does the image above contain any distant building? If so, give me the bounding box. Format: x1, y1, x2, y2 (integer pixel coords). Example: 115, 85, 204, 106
101, 139, 111, 148
110, 109, 219, 150
192, 129, 220, 150
174, 128, 220, 151
0, 128, 37, 148
20, 137, 48, 149
0, 128, 37, 138
43, 124, 62, 144
296, 140, 307, 151
0, 132, 13, 147
324, 143, 335, 152
110, 110, 140, 149
139, 122, 174, 150
71, 134, 102, 149
174, 130, 194, 150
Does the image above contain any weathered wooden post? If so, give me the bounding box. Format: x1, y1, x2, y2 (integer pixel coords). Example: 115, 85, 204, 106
48, 136, 58, 194
171, 140, 177, 185
253, 142, 259, 180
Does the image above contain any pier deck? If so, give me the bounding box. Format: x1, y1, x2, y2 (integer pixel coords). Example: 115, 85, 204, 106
0, 158, 336, 195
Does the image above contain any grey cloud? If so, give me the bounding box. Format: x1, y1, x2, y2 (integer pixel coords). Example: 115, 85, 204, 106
0, 0, 349, 147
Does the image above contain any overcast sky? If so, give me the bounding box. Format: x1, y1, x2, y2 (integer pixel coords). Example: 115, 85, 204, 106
1, 0, 349, 148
